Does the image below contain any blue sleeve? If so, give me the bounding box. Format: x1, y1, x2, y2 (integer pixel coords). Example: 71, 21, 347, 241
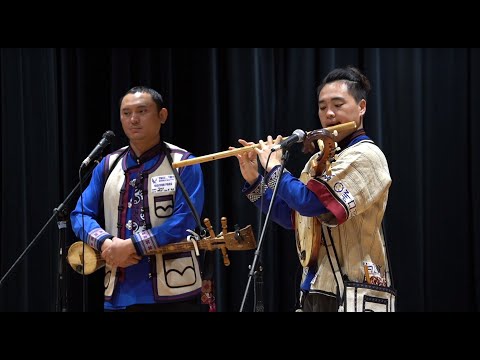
275, 172, 327, 217
70, 158, 113, 251
255, 186, 295, 229
243, 171, 327, 230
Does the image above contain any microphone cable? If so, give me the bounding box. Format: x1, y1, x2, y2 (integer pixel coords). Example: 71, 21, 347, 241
78, 159, 100, 312
78, 167, 87, 313
240, 151, 273, 312
254, 152, 273, 312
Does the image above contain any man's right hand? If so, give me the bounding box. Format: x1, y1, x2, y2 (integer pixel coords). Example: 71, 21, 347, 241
101, 237, 141, 268
230, 139, 259, 185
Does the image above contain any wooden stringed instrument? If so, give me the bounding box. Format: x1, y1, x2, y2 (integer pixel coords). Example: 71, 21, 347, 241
68, 217, 256, 275
294, 123, 356, 267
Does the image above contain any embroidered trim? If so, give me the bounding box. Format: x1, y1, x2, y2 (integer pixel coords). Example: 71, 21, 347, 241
87, 228, 110, 250
133, 229, 157, 255
246, 179, 268, 203
266, 165, 288, 190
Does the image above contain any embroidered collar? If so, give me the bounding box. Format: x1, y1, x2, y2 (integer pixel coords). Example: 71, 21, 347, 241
128, 142, 164, 165
338, 128, 370, 150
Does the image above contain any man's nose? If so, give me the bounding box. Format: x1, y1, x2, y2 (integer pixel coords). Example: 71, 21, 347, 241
130, 113, 140, 123
326, 108, 335, 118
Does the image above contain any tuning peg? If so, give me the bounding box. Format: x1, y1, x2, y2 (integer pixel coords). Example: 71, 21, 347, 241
221, 217, 228, 237
203, 218, 216, 239
220, 246, 230, 266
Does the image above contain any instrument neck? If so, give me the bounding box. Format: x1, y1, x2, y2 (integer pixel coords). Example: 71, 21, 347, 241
147, 238, 211, 255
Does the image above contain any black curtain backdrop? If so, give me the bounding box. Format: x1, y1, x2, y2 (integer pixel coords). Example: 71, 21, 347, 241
1, 48, 479, 312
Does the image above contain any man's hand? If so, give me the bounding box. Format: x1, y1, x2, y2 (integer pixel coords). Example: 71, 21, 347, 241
101, 237, 141, 268
230, 139, 260, 185
255, 135, 283, 172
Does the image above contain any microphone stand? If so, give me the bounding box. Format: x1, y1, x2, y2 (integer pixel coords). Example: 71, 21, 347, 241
0, 163, 97, 312
239, 149, 290, 312
253, 261, 265, 312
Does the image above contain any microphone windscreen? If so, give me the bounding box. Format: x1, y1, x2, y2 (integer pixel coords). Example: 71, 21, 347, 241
103, 130, 115, 141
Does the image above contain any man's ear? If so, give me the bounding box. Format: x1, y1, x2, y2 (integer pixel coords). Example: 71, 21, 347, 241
159, 108, 168, 124
359, 99, 366, 117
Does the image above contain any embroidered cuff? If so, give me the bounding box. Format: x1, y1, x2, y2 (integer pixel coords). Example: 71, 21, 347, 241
132, 230, 158, 255
97, 235, 114, 252
87, 228, 111, 251
265, 165, 289, 190
244, 176, 268, 203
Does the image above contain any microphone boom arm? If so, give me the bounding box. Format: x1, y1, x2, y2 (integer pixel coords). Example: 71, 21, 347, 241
80, 130, 115, 169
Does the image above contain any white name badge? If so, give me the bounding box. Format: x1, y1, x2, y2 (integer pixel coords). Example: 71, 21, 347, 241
151, 175, 176, 193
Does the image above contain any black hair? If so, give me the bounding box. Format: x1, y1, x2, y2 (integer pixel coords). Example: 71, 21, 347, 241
120, 86, 165, 111
316, 66, 371, 103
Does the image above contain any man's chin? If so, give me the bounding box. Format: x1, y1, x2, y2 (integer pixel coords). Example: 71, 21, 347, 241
128, 133, 144, 140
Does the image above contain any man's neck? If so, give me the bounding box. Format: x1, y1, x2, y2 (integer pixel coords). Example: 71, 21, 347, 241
130, 139, 161, 158
338, 128, 367, 150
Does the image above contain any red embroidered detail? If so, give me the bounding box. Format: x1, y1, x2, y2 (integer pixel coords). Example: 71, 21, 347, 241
201, 280, 216, 312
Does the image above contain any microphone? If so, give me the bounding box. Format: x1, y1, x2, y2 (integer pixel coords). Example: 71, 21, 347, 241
271, 129, 306, 152
80, 130, 115, 168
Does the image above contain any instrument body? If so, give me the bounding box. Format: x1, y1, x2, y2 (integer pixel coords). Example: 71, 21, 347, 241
295, 172, 322, 267
67, 224, 256, 275
294, 127, 343, 267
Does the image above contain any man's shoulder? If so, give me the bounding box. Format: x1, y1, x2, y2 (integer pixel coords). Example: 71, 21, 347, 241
164, 142, 192, 158
345, 139, 382, 155
107, 146, 129, 157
